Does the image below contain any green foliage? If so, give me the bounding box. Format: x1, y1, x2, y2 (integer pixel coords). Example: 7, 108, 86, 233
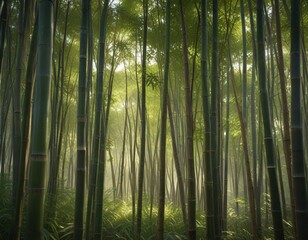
0, 180, 75, 240
0, 179, 296, 239
146, 71, 161, 90
0, 176, 12, 239
101, 195, 187, 239
44, 189, 75, 240
224, 193, 297, 240
223, 201, 294, 240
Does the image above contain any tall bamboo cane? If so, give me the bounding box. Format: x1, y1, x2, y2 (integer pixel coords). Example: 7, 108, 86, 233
256, 0, 284, 239
156, 0, 170, 238
74, 0, 88, 238
26, 0, 54, 239
290, 0, 308, 239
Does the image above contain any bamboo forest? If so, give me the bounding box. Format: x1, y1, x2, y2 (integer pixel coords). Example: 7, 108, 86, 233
1, 0, 308, 239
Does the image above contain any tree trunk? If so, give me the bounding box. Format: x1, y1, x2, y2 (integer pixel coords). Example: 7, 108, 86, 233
167, 97, 187, 225
256, 0, 284, 239
74, 0, 88, 238
290, 0, 308, 239
85, 0, 109, 238
13, 0, 32, 205
136, 0, 148, 238
240, 0, 247, 125
229, 48, 260, 240
47, 0, 70, 221
178, 0, 196, 239
26, 0, 53, 238
0, 0, 7, 74
119, 66, 128, 199
11, 9, 37, 240
222, 51, 230, 232
201, 0, 214, 238
211, 1, 221, 238
93, 0, 109, 238
156, 0, 170, 238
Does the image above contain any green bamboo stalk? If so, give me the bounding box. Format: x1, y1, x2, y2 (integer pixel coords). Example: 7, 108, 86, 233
46, 0, 70, 221
0, 0, 7, 74
247, 0, 263, 234
0, 0, 8, 172
178, 0, 196, 239
228, 48, 259, 240
240, 0, 247, 124
0, 21, 11, 178
11, 12, 37, 240
13, 0, 29, 204
93, 0, 109, 238
136, 0, 148, 238
274, 0, 296, 233
201, 0, 215, 238
210, 0, 221, 238
119, 64, 128, 199
156, 0, 170, 238
256, 0, 284, 239
74, 0, 88, 238
167, 96, 187, 225
222, 60, 229, 232
290, 0, 308, 239
26, 0, 53, 239
85, 0, 93, 192
85, 1, 109, 238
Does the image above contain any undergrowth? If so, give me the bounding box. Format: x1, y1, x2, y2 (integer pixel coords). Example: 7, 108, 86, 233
0, 177, 294, 239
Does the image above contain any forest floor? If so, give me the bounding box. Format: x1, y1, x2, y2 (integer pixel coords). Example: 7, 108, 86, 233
0, 177, 294, 239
